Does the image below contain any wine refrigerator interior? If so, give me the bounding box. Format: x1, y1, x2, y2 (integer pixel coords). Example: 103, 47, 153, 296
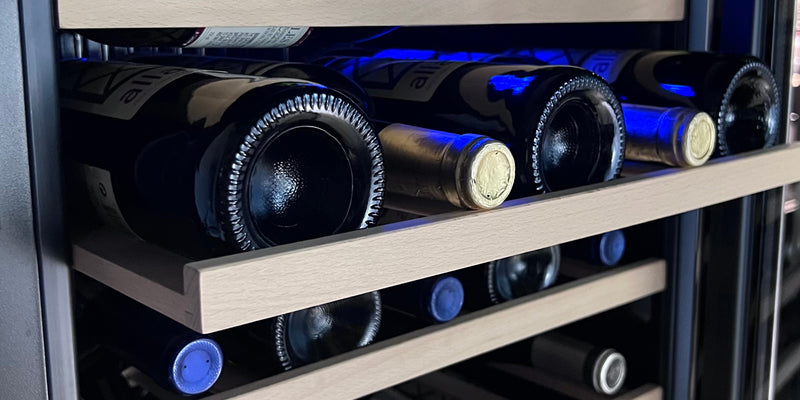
2, 0, 798, 398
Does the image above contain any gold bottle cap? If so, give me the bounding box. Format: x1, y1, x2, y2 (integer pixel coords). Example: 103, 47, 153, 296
680, 111, 716, 167
462, 141, 515, 209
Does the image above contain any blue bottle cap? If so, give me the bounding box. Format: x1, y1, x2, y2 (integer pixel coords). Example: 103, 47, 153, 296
170, 338, 224, 395
597, 230, 626, 266
428, 276, 465, 323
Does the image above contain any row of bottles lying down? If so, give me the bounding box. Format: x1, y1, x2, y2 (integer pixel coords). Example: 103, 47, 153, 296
62, 46, 777, 258
75, 224, 647, 398
62, 33, 768, 397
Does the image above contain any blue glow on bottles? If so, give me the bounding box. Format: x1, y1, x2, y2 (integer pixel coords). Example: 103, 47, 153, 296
532, 49, 571, 65
334, 59, 356, 78
372, 49, 491, 62
437, 51, 484, 61
373, 49, 438, 60
660, 83, 696, 97
489, 74, 536, 95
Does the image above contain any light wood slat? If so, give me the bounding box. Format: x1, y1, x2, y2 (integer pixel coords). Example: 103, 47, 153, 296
183, 144, 800, 333
72, 229, 191, 325
57, 0, 684, 29
70, 145, 800, 333
617, 385, 664, 400
202, 260, 665, 400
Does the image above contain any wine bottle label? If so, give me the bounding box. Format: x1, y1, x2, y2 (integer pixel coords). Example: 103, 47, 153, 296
338, 59, 465, 102
578, 50, 639, 82
184, 27, 310, 48
61, 62, 195, 120
76, 164, 139, 238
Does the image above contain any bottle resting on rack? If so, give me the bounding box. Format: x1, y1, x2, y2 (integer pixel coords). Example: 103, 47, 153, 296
377, 123, 515, 212
61, 60, 384, 258
321, 57, 626, 196
382, 274, 465, 324
73, 26, 398, 49
213, 292, 381, 373
361, 50, 715, 168
75, 27, 312, 48
125, 56, 515, 211
453, 245, 561, 310
127, 54, 374, 115
509, 49, 780, 156
622, 104, 716, 167
365, 49, 778, 157
562, 229, 627, 267
529, 332, 627, 395
78, 288, 224, 395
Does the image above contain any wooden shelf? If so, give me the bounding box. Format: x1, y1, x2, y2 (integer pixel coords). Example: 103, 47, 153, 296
71, 144, 800, 334
617, 385, 664, 400
200, 260, 664, 399
57, 0, 685, 29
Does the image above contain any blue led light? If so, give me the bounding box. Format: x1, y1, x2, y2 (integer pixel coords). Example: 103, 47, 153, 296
489, 74, 536, 95
170, 338, 223, 395
428, 276, 464, 323
660, 83, 696, 97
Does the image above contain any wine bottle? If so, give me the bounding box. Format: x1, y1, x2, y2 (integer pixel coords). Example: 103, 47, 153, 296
510, 49, 780, 156
61, 60, 384, 258
321, 57, 626, 196
378, 123, 515, 211
74, 27, 311, 48
454, 246, 561, 309
529, 332, 627, 395
79, 289, 224, 395
562, 229, 627, 268
73, 26, 397, 49
126, 54, 374, 115
382, 275, 465, 324
214, 292, 381, 373
622, 104, 716, 167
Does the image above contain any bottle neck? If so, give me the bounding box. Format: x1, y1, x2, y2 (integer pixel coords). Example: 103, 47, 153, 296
276, 292, 382, 368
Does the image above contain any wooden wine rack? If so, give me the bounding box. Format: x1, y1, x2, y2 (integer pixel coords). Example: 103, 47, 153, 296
56, 0, 684, 29
73, 143, 800, 334
204, 260, 665, 399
